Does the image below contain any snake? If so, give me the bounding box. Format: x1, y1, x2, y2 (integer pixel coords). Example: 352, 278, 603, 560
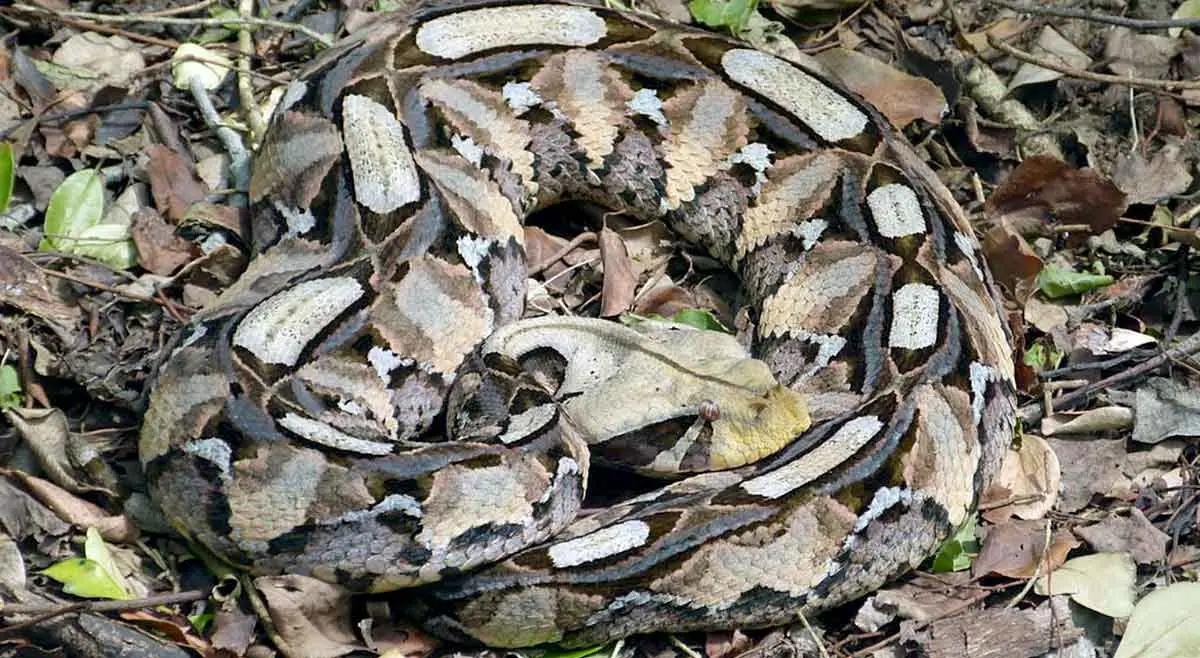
138, 0, 1017, 649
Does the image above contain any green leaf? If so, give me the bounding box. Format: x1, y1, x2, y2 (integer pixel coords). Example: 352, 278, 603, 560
1114, 582, 1200, 658
930, 517, 978, 573
0, 143, 14, 213
689, 0, 758, 32
43, 170, 105, 251
41, 558, 131, 600
0, 364, 21, 410
670, 308, 729, 333
1023, 343, 1047, 369
1171, 0, 1200, 37
542, 644, 609, 658
40, 170, 137, 269
195, 8, 240, 44
188, 611, 215, 634
1037, 264, 1114, 299
83, 527, 129, 595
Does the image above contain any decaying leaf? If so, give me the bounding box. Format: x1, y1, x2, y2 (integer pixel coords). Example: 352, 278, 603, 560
1133, 377, 1200, 444
599, 227, 636, 317
986, 155, 1127, 244
814, 48, 947, 129
1008, 26, 1092, 91
1074, 508, 1169, 566
984, 433, 1060, 521
255, 575, 365, 658
973, 519, 1078, 579
1042, 406, 1134, 436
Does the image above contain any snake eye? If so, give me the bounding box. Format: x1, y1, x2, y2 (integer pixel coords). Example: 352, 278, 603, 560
699, 399, 720, 422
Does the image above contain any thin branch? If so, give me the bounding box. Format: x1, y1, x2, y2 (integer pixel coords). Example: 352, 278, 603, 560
990, 0, 1200, 30
1, 590, 208, 617
142, 0, 219, 18
0, 590, 208, 636
1019, 328, 1200, 425
237, 0, 268, 142
0, 8, 181, 49
12, 3, 332, 47
987, 34, 1200, 91
0, 102, 150, 142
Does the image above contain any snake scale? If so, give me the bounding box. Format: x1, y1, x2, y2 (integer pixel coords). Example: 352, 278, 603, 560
139, 0, 1017, 648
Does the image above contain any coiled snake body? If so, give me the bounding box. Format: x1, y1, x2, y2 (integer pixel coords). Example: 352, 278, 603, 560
140, 1, 1017, 648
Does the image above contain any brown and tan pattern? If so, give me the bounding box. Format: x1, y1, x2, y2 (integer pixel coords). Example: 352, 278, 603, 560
139, 0, 1016, 648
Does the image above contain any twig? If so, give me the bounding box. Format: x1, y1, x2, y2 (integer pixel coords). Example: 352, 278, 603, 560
0, 102, 150, 142
990, 0, 1200, 30
188, 75, 250, 204
528, 231, 598, 277
0, 590, 208, 617
1018, 328, 1200, 425
0, 590, 208, 635
797, 610, 830, 658
237, 0, 268, 143
142, 0, 219, 17
0, 8, 181, 49
987, 34, 1200, 92
40, 268, 194, 317
12, 3, 333, 47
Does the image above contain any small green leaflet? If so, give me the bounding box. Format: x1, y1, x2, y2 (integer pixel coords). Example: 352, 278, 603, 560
0, 364, 21, 409
541, 643, 610, 658
0, 142, 14, 213
929, 516, 978, 573
689, 0, 758, 32
669, 307, 729, 333
1037, 264, 1114, 299
41, 528, 132, 600
39, 170, 138, 270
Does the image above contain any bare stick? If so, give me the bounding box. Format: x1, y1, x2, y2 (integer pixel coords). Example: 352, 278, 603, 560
990, 0, 1200, 30
988, 34, 1200, 92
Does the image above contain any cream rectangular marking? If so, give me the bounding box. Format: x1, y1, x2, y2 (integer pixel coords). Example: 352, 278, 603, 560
721, 49, 868, 142
547, 520, 651, 568
342, 95, 421, 214
888, 283, 940, 350
232, 277, 364, 366
866, 183, 925, 238
278, 413, 395, 456
740, 416, 884, 498
415, 5, 607, 60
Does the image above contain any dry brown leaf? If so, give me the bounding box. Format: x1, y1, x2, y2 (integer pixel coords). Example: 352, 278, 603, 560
1074, 508, 1169, 565
633, 284, 696, 318
131, 208, 195, 276
255, 575, 364, 658
1042, 407, 1134, 436
1104, 27, 1180, 79
0, 245, 81, 343
1111, 143, 1193, 206
856, 572, 977, 630
210, 597, 259, 655
119, 610, 212, 655
1009, 26, 1091, 90
973, 519, 1079, 579
9, 471, 138, 543
599, 226, 636, 317
1046, 437, 1129, 513
986, 155, 1127, 246
983, 433, 1060, 523
814, 48, 947, 128
145, 144, 208, 222
705, 629, 753, 658
980, 223, 1042, 302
